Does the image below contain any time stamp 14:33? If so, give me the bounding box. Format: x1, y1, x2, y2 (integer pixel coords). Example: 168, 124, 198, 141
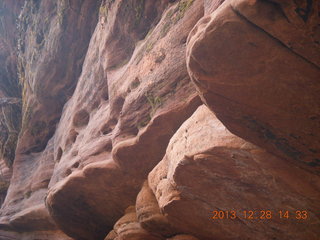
211, 210, 308, 220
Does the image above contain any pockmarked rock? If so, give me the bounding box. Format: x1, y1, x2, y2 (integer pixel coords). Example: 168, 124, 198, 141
0, 0, 101, 239
0, 0, 319, 239
46, 0, 203, 239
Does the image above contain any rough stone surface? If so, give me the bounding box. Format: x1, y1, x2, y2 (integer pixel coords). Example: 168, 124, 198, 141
186, 0, 320, 171
0, 0, 23, 169
45, 0, 203, 239
0, 230, 72, 240
0, 0, 101, 239
149, 105, 320, 240
106, 206, 163, 240
167, 235, 199, 240
0, 0, 318, 240
136, 181, 176, 237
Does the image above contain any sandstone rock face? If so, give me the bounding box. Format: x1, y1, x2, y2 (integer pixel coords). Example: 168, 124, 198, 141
186, 0, 320, 171
167, 235, 199, 240
0, 1, 24, 204
45, 0, 203, 239
148, 105, 320, 240
0, 0, 101, 239
106, 206, 163, 240
0, 0, 319, 239
0, 229, 72, 240
136, 181, 176, 237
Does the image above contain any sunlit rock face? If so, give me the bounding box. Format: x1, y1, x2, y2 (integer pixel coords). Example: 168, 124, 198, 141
148, 105, 320, 240
0, 0, 319, 239
46, 0, 203, 239
186, 0, 320, 172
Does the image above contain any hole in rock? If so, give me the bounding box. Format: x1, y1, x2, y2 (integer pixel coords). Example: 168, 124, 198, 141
65, 169, 72, 176
73, 109, 90, 128
36, 31, 44, 45
56, 147, 63, 162
69, 129, 79, 144
105, 141, 112, 152
101, 88, 109, 101
72, 161, 80, 168
65, 129, 79, 149
101, 123, 112, 135
108, 118, 118, 127
71, 150, 78, 156
115, 96, 125, 109
130, 77, 140, 90
110, 96, 125, 118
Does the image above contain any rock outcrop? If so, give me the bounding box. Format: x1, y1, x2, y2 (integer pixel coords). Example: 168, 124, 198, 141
45, 1, 203, 238
0, 0, 101, 239
187, 0, 320, 171
0, 0, 319, 239
148, 105, 320, 240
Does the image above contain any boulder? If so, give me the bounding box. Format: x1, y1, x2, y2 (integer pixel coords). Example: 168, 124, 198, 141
186, 0, 320, 172
149, 105, 320, 240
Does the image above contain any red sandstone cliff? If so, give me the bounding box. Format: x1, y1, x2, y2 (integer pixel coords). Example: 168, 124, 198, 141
0, 0, 319, 240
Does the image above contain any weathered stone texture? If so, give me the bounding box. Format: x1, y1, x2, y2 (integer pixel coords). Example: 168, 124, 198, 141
0, 0, 101, 239
186, 0, 320, 171
148, 105, 320, 240
0, 0, 319, 239
46, 0, 203, 239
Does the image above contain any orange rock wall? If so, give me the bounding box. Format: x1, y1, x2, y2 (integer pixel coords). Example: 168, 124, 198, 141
0, 0, 319, 240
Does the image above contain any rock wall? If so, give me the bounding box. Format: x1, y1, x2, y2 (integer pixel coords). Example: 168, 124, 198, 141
0, 0, 319, 240
0, 0, 24, 207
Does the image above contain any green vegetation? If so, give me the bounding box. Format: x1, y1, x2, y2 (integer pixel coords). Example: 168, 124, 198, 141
108, 56, 130, 70
136, 115, 151, 129
130, 77, 140, 90
25, 190, 32, 198
135, 0, 195, 64
160, 0, 195, 38
160, 21, 171, 38
57, 0, 70, 26
136, 92, 163, 129
21, 104, 33, 133
145, 92, 162, 117
134, 0, 145, 26
99, 4, 108, 18
145, 41, 155, 53
176, 0, 194, 20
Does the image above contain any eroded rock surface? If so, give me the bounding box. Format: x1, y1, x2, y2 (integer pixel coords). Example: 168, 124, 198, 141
46, 0, 203, 239
0, 0, 319, 239
0, 0, 101, 239
0, 1, 24, 205
105, 206, 163, 240
148, 105, 320, 240
187, 0, 320, 171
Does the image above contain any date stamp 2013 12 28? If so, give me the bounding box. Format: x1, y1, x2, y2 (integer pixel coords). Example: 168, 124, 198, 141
211, 210, 309, 220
